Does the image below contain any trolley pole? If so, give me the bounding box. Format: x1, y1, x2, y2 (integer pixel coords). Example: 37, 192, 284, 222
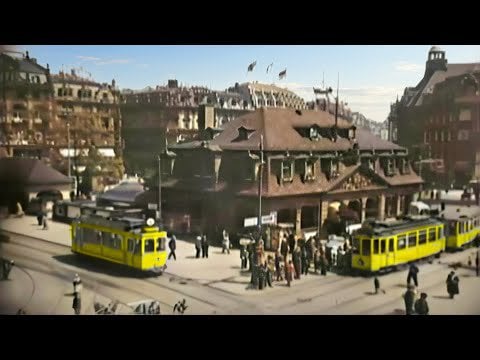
157, 154, 162, 223
257, 134, 264, 238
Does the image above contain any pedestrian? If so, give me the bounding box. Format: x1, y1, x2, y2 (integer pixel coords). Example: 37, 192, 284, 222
286, 260, 294, 287
72, 292, 81, 315
293, 246, 302, 280
73, 273, 82, 295
446, 271, 456, 298
407, 263, 419, 287
37, 210, 43, 226
476, 251, 479, 277
274, 251, 283, 281
374, 276, 380, 294
320, 255, 328, 276
414, 292, 430, 315
468, 255, 472, 267
240, 245, 248, 269
403, 285, 416, 315
222, 230, 230, 254
195, 235, 202, 258
266, 257, 274, 288
15, 202, 24, 217
201, 234, 209, 258
42, 216, 48, 230
2, 259, 15, 280
168, 233, 177, 260
173, 298, 188, 314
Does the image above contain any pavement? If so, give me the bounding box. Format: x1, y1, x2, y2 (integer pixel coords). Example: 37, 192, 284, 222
0, 216, 323, 296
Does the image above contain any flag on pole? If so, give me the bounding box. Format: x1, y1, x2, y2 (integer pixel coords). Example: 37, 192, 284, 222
266, 63, 273, 74
279, 69, 287, 80
247, 61, 257, 72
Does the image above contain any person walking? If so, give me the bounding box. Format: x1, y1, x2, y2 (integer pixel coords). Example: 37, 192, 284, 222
407, 263, 419, 287
201, 234, 209, 258
72, 292, 81, 315
403, 285, 416, 315
373, 276, 384, 294
195, 235, 202, 259
240, 245, 248, 269
222, 230, 230, 254
446, 271, 457, 299
168, 234, 177, 260
73, 273, 82, 295
1, 259, 14, 280
414, 293, 430, 315
286, 260, 294, 287
476, 251, 479, 277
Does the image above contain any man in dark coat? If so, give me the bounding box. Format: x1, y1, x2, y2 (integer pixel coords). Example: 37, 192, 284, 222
414, 293, 429, 315
168, 234, 177, 260
403, 285, 416, 315
280, 237, 289, 259
2, 259, 14, 280
446, 271, 456, 298
476, 251, 479, 277
201, 234, 209, 258
73, 292, 81, 315
407, 263, 419, 287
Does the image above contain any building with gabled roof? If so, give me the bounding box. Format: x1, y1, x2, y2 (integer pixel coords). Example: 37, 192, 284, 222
137, 107, 422, 245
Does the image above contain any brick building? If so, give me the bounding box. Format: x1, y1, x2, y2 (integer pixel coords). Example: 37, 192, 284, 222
388, 46, 480, 186
137, 107, 422, 241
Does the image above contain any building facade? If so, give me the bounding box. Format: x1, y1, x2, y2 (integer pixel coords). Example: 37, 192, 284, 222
137, 107, 422, 242
388, 46, 480, 187
0, 51, 55, 159
421, 71, 480, 185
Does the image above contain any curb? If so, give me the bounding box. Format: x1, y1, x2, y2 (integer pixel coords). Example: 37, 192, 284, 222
0, 229, 70, 248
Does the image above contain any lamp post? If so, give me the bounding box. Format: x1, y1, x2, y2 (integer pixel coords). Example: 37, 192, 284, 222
257, 134, 264, 236
67, 121, 71, 179
157, 154, 162, 223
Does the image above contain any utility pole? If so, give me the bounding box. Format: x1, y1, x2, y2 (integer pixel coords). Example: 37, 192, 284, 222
257, 134, 264, 237
335, 73, 339, 128
67, 121, 71, 178
157, 154, 162, 223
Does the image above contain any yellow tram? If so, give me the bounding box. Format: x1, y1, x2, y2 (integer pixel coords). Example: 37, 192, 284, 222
71, 214, 168, 274
442, 205, 480, 250
352, 216, 445, 273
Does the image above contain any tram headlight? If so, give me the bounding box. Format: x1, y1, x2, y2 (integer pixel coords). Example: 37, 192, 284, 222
146, 218, 155, 226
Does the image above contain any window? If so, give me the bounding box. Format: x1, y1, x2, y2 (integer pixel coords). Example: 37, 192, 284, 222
418, 230, 427, 245
458, 130, 469, 141
304, 160, 315, 180
388, 238, 394, 252
439, 226, 444, 239
434, 131, 438, 141
57, 88, 63, 97
281, 161, 294, 182
440, 131, 445, 142
408, 232, 417, 247
380, 239, 386, 254
428, 228, 436, 242
144, 239, 155, 253
397, 235, 406, 250
362, 239, 371, 256
449, 221, 456, 235
310, 127, 320, 140
373, 239, 379, 254
352, 237, 360, 254
459, 108, 471, 121
447, 131, 451, 141
74, 227, 82, 244
156, 237, 166, 251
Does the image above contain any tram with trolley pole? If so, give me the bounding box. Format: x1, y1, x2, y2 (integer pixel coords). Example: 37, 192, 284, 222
71, 213, 168, 275
351, 215, 446, 274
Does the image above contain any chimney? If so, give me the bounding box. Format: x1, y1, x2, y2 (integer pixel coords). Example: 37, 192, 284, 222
198, 104, 215, 130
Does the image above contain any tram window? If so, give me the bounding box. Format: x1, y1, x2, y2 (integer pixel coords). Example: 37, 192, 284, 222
428, 228, 436, 242
397, 235, 406, 250
388, 238, 394, 252
83, 228, 96, 243
439, 226, 444, 239
96, 231, 102, 245
75, 227, 82, 243
102, 232, 111, 247
469, 221, 473, 231
110, 234, 122, 249
418, 230, 427, 245
352, 237, 360, 254
380, 239, 386, 254
144, 239, 154, 253
373, 239, 379, 254
407, 232, 417, 247
127, 239, 135, 252
134, 239, 141, 254
156, 237, 166, 251
449, 221, 456, 235
362, 239, 371, 256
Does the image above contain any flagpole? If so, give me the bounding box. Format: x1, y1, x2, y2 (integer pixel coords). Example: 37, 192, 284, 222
335, 72, 339, 128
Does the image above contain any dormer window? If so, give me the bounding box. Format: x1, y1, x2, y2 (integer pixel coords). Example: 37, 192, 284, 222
309, 126, 320, 140
321, 158, 339, 180
281, 160, 294, 183
385, 158, 394, 176
236, 126, 255, 141
348, 126, 356, 139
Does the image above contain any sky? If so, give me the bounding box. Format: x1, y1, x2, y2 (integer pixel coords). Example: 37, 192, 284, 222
16, 45, 480, 122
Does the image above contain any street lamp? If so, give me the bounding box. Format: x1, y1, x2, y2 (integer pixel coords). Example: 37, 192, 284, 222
67, 122, 71, 179
157, 154, 162, 224
257, 134, 264, 237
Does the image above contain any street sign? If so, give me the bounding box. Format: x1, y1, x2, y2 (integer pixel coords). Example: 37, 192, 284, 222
148, 203, 157, 210
243, 212, 277, 227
